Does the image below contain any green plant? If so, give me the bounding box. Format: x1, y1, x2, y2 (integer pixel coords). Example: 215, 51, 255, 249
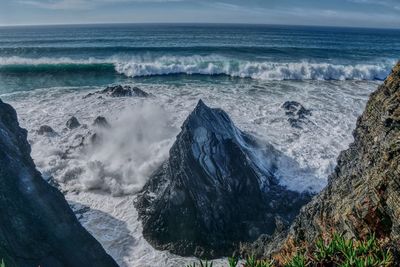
284, 253, 306, 267
310, 233, 393, 267
244, 255, 274, 267
228, 256, 238, 267
0, 259, 4, 267
184, 232, 394, 267
186, 260, 213, 267
199, 260, 213, 267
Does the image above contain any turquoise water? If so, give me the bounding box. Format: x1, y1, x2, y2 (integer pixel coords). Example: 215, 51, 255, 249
0, 24, 399, 93
0, 23, 397, 191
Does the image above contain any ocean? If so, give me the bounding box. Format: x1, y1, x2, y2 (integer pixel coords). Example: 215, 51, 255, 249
0, 24, 399, 266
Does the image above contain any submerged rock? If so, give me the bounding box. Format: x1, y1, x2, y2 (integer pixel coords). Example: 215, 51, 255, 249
0, 99, 118, 267
262, 63, 400, 261
84, 85, 150, 98
66, 116, 81, 129
135, 100, 311, 258
37, 125, 56, 135
281, 101, 312, 128
93, 116, 110, 128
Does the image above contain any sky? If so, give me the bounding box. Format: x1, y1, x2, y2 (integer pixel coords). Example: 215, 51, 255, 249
0, 0, 400, 28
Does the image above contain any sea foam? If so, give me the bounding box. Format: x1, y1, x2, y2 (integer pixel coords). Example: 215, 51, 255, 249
0, 55, 394, 81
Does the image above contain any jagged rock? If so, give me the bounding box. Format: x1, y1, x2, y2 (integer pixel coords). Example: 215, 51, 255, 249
43, 174, 62, 189
66, 116, 81, 129
281, 101, 312, 128
93, 116, 110, 128
84, 85, 150, 98
135, 100, 311, 258
0, 99, 118, 267
90, 132, 101, 145
263, 62, 400, 262
37, 125, 56, 135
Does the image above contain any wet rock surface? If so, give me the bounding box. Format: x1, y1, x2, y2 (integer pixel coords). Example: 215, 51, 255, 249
84, 85, 150, 98
66, 116, 81, 129
135, 100, 311, 258
37, 125, 56, 135
93, 116, 110, 128
0, 99, 118, 267
281, 101, 312, 128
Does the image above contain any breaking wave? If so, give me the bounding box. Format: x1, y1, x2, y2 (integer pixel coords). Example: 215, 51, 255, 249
0, 55, 394, 81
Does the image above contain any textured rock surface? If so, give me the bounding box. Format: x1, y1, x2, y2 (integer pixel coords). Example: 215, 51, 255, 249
135, 100, 311, 258
37, 125, 56, 135
0, 99, 118, 267
281, 101, 312, 128
264, 62, 400, 260
85, 85, 150, 98
66, 116, 81, 129
93, 116, 110, 128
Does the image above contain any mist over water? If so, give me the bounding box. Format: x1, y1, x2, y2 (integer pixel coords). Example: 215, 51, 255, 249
82, 103, 177, 195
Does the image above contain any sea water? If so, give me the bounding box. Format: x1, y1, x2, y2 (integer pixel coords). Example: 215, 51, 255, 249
0, 24, 399, 266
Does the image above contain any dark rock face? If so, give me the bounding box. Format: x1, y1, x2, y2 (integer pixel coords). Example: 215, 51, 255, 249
135, 100, 311, 258
0, 99, 118, 267
37, 125, 55, 135
265, 63, 400, 260
93, 116, 110, 128
66, 116, 81, 129
102, 85, 149, 97
84, 85, 150, 98
281, 101, 312, 128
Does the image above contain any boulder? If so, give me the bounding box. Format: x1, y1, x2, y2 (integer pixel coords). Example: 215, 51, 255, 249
66, 116, 81, 129
93, 116, 110, 128
0, 99, 118, 267
281, 101, 312, 128
37, 125, 56, 136
84, 85, 150, 98
135, 100, 311, 258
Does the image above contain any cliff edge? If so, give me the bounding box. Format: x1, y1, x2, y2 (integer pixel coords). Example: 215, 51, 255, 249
267, 62, 400, 261
0, 99, 118, 267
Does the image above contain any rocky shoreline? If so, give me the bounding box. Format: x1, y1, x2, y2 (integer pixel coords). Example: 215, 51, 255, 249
135, 99, 311, 258
0, 99, 118, 267
0, 60, 398, 266
241, 62, 400, 263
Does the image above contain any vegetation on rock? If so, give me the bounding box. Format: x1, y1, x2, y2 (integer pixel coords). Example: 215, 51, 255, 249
186, 233, 394, 267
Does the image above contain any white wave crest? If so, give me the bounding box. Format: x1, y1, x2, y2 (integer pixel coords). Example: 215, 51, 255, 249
0, 56, 104, 65
0, 55, 394, 80
114, 55, 394, 81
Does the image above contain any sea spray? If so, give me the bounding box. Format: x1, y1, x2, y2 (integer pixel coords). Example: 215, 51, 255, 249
80, 103, 178, 195
0, 55, 394, 81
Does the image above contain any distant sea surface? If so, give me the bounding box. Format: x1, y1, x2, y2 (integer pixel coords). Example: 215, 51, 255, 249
0, 24, 399, 92
0, 24, 399, 266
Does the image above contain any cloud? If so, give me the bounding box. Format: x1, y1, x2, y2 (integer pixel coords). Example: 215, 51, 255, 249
19, 0, 91, 10
348, 0, 400, 10
19, 0, 183, 10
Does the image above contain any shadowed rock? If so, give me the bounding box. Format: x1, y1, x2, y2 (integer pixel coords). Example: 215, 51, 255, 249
84, 85, 150, 98
135, 99, 311, 258
66, 116, 81, 129
37, 125, 56, 136
93, 116, 110, 128
0, 99, 118, 267
281, 101, 312, 128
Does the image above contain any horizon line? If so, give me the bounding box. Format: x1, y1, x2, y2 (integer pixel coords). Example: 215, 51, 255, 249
0, 22, 399, 30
